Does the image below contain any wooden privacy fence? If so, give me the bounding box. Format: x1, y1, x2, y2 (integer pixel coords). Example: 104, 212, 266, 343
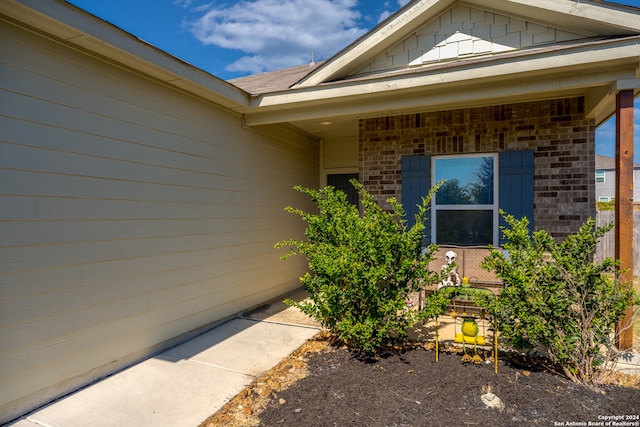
595, 210, 640, 276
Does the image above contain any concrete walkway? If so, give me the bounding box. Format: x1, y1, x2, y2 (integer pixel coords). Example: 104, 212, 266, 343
7, 289, 320, 427
6, 290, 639, 427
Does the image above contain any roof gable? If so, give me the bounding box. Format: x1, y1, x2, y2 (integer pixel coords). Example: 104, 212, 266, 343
294, 0, 640, 88
353, 5, 587, 78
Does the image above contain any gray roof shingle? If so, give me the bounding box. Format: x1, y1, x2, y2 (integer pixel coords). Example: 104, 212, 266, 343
228, 61, 325, 95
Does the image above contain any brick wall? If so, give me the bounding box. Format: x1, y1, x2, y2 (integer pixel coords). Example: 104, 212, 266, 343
359, 97, 596, 240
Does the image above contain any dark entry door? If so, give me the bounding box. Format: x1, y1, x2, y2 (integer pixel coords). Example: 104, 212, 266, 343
327, 173, 359, 206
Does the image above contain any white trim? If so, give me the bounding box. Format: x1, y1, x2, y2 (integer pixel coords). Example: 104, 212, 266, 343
243, 40, 640, 126
614, 79, 640, 91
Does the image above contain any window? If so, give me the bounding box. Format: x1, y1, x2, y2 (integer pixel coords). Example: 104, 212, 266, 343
595, 170, 605, 184
401, 150, 533, 247
432, 154, 498, 245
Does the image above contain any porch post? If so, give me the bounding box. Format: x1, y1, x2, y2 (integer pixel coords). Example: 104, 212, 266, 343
614, 89, 634, 350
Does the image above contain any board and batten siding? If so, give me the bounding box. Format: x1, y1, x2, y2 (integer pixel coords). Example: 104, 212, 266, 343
0, 20, 318, 422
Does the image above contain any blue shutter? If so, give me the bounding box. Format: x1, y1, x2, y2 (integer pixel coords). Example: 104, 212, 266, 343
499, 150, 534, 244
401, 155, 431, 244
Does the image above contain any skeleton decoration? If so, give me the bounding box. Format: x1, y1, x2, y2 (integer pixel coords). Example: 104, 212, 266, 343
438, 250, 461, 289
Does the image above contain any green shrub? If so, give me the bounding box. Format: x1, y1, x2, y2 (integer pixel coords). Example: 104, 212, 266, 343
275, 180, 445, 352
596, 200, 615, 211
480, 211, 635, 385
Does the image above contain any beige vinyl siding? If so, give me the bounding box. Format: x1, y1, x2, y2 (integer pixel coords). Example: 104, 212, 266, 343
0, 20, 318, 422
320, 136, 358, 186
323, 137, 358, 170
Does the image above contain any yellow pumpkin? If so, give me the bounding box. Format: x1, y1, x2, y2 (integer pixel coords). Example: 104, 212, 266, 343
461, 318, 479, 337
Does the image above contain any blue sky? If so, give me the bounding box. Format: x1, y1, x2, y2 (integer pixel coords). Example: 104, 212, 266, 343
67, 0, 639, 160
67, 0, 412, 79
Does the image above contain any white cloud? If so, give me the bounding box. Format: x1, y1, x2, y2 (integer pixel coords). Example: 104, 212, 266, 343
376, 0, 411, 24
225, 54, 309, 75
174, 0, 195, 8
187, 0, 368, 73
377, 10, 392, 23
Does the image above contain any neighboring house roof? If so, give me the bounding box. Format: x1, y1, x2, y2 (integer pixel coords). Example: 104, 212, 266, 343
596, 154, 618, 170
595, 154, 640, 170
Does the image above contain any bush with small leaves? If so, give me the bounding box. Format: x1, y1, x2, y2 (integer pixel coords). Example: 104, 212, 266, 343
275, 180, 445, 353
480, 211, 636, 385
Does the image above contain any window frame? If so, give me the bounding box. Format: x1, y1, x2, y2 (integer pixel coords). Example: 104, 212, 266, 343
595, 170, 605, 184
431, 153, 499, 246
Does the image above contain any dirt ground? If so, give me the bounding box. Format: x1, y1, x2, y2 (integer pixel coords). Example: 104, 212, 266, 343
201, 332, 640, 427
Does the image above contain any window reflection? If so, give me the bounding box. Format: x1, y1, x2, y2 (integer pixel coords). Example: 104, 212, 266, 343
435, 157, 494, 205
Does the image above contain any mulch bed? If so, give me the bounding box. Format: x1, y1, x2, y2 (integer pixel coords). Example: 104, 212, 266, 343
201, 332, 640, 427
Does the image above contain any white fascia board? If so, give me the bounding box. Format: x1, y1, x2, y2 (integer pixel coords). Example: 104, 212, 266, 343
244, 44, 640, 126
473, 0, 640, 35
244, 68, 637, 126
614, 78, 640, 90
251, 38, 640, 111
1, 0, 250, 111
